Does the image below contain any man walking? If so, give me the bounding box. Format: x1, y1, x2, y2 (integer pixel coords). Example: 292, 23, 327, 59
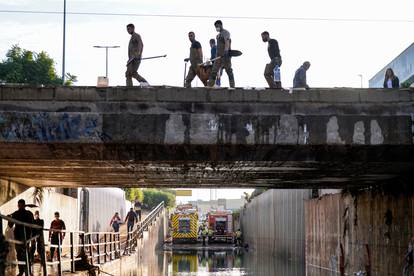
30, 211, 45, 266
184, 31, 203, 87
134, 199, 142, 222
49, 212, 66, 261
261, 31, 282, 89
125, 23, 150, 87
11, 199, 34, 276
207, 20, 235, 88
125, 207, 138, 233
293, 61, 311, 89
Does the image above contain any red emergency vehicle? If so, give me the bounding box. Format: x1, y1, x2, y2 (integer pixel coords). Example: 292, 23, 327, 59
207, 210, 234, 243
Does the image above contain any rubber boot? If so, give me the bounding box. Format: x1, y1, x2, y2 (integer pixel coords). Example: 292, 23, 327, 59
275, 81, 282, 89
228, 72, 235, 88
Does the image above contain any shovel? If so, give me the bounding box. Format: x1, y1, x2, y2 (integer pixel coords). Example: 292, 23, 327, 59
126, 54, 167, 66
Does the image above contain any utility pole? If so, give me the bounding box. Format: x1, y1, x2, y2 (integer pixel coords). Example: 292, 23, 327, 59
62, 0, 66, 84
93, 46, 120, 78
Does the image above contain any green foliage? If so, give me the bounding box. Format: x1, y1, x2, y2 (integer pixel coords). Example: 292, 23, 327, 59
401, 81, 412, 89
249, 188, 267, 201
0, 45, 76, 86
123, 188, 144, 202
64, 73, 78, 86
143, 188, 176, 209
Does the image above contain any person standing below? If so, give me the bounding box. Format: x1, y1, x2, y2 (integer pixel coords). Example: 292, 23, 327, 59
134, 199, 142, 222
209, 38, 217, 61
383, 68, 400, 88
125, 23, 149, 87
207, 20, 235, 88
109, 212, 122, 233
125, 208, 138, 233
209, 38, 222, 87
261, 31, 282, 89
184, 31, 203, 87
10, 199, 34, 276
48, 212, 66, 261
30, 211, 45, 265
293, 61, 311, 89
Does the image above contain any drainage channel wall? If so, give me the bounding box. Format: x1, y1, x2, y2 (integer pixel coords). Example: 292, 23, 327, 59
306, 190, 414, 275
240, 189, 312, 275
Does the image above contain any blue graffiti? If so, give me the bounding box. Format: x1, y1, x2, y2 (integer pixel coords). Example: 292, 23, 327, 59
0, 112, 111, 142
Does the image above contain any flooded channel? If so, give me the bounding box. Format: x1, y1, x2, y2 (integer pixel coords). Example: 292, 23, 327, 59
160, 247, 304, 275
126, 246, 305, 275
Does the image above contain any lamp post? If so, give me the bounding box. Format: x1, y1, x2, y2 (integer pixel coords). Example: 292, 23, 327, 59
93, 46, 120, 78
357, 74, 363, 88
62, 0, 66, 84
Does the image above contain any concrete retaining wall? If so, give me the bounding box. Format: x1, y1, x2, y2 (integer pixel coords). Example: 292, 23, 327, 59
306, 190, 414, 275
240, 189, 311, 274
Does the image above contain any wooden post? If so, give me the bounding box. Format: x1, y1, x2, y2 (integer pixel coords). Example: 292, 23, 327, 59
23, 227, 30, 276
41, 231, 48, 276
57, 234, 62, 276
89, 234, 93, 261
81, 233, 85, 252
118, 233, 121, 258
70, 232, 75, 272
104, 234, 107, 263
96, 233, 100, 264
109, 234, 113, 261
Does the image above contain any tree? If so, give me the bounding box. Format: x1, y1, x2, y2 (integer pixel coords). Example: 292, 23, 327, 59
123, 188, 144, 202
0, 45, 76, 86
143, 189, 176, 209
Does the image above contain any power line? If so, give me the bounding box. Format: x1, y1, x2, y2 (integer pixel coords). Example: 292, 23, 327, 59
0, 10, 414, 23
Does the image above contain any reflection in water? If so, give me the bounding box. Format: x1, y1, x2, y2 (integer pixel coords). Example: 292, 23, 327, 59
161, 247, 304, 276
166, 248, 247, 275
117, 247, 305, 275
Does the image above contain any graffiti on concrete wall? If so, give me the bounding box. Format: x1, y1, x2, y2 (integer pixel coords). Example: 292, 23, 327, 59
0, 112, 111, 142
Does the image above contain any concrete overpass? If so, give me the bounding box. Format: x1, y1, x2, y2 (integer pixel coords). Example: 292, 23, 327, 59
0, 85, 413, 188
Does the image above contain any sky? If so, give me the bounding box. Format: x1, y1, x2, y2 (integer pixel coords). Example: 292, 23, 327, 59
0, 0, 413, 88
0, 0, 413, 200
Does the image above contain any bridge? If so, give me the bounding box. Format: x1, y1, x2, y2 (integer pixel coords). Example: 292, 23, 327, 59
0, 85, 413, 188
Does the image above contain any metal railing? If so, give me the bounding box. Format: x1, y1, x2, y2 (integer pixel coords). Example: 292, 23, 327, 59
0, 201, 165, 276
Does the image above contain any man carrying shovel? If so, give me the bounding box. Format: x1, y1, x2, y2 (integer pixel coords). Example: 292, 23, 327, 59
184, 31, 204, 87
207, 20, 235, 88
125, 23, 150, 87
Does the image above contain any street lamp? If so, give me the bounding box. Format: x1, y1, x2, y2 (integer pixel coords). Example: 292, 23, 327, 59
62, 0, 66, 84
93, 45, 120, 78
357, 74, 363, 88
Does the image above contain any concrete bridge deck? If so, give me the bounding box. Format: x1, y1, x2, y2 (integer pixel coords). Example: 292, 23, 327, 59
0, 85, 413, 188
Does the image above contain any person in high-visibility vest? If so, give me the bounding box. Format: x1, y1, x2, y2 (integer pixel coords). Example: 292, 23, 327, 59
235, 229, 242, 246
201, 227, 209, 246
208, 228, 214, 244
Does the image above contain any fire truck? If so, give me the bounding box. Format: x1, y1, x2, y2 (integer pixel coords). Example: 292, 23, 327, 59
171, 204, 199, 243
207, 210, 234, 243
